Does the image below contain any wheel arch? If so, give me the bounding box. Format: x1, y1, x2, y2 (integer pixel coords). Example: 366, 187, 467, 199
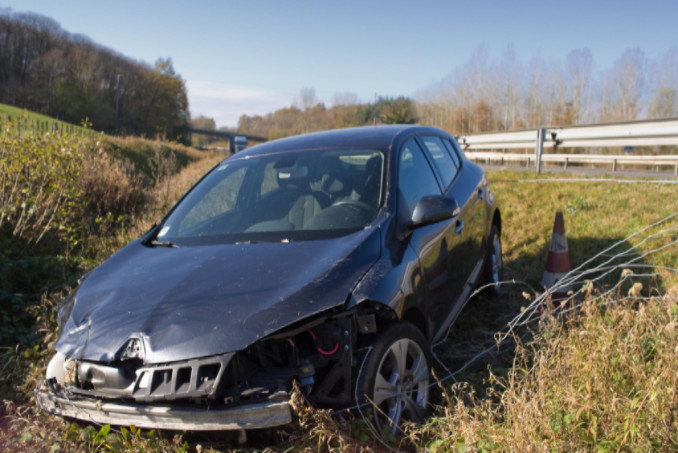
401, 307, 428, 339
354, 299, 429, 340
491, 207, 501, 235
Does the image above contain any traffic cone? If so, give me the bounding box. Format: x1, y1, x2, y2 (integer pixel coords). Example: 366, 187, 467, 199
542, 212, 572, 301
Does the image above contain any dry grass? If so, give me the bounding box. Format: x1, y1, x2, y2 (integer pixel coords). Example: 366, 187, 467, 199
101, 150, 222, 253
417, 293, 678, 452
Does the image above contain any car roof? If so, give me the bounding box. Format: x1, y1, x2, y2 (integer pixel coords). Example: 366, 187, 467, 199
235, 125, 450, 157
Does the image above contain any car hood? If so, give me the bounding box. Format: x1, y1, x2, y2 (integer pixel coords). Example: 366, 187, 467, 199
56, 227, 381, 364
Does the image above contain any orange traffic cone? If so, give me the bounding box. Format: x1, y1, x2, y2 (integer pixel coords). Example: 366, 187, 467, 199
542, 212, 572, 301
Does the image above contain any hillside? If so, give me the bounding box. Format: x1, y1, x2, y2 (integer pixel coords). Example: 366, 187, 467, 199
0, 117, 219, 348
0, 122, 676, 450
0, 10, 189, 140
0, 102, 95, 137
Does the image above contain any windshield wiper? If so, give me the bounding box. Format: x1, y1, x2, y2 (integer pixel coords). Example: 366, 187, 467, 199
149, 239, 179, 248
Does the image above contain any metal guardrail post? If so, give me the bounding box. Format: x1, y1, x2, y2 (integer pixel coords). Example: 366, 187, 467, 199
535, 128, 545, 174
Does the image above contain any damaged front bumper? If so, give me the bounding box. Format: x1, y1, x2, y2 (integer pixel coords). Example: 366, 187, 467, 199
34, 381, 292, 431
37, 315, 358, 431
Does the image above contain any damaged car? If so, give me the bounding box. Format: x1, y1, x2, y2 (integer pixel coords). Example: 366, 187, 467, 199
36, 125, 502, 436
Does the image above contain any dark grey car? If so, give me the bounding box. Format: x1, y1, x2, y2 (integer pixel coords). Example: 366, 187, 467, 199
37, 125, 502, 436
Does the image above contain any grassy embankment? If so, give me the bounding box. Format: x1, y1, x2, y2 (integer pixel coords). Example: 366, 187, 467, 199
0, 119, 676, 451
0, 103, 93, 137
0, 117, 222, 401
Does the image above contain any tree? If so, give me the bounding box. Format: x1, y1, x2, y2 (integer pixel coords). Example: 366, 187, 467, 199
647, 47, 678, 119
296, 87, 318, 111
607, 48, 647, 121
125, 58, 189, 140
498, 44, 522, 130
522, 53, 549, 128
189, 115, 216, 147
380, 97, 418, 124
565, 48, 594, 124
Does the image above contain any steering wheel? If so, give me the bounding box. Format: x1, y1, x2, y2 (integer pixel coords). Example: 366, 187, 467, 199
331, 199, 375, 216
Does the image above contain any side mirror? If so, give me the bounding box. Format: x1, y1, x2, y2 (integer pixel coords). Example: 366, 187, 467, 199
410, 195, 460, 228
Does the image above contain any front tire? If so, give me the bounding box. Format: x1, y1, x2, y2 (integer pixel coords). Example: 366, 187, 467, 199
355, 322, 431, 437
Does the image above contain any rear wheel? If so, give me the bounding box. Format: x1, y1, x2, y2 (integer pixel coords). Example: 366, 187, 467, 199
483, 224, 503, 297
355, 322, 431, 437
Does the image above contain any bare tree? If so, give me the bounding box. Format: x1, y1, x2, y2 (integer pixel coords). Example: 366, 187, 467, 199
332, 91, 358, 106
565, 48, 594, 124
647, 47, 678, 119
296, 87, 318, 111
522, 53, 548, 128
610, 48, 647, 121
498, 44, 522, 130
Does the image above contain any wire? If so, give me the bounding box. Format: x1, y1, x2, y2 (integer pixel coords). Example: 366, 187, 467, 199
331, 210, 678, 445
493, 177, 678, 185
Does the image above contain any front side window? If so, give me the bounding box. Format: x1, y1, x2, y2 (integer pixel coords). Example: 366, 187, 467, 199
398, 139, 441, 214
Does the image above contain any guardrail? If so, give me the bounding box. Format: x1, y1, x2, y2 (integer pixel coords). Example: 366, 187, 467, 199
187, 128, 267, 143
457, 118, 678, 174
468, 151, 678, 174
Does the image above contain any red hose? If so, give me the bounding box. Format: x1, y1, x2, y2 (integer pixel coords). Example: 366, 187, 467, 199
307, 330, 339, 356
317, 343, 339, 356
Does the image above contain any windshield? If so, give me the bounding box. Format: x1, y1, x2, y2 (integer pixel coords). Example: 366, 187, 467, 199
156, 148, 385, 245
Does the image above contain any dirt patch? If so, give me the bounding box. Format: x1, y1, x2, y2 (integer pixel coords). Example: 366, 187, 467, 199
0, 404, 9, 432
0, 405, 10, 452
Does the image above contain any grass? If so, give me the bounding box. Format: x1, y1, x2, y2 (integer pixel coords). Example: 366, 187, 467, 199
492, 171, 677, 289
0, 102, 92, 136
0, 151, 677, 451
415, 169, 678, 452
417, 295, 678, 452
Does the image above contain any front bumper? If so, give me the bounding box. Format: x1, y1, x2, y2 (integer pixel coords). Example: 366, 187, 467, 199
35, 382, 292, 431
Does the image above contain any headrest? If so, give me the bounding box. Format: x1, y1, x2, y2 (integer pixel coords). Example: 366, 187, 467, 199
277, 165, 309, 180
276, 164, 309, 189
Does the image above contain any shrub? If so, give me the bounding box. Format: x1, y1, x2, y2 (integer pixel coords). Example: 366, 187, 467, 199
80, 150, 143, 218
0, 125, 84, 245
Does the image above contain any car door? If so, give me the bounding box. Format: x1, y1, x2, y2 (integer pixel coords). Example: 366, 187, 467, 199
397, 138, 465, 335
419, 135, 484, 289
443, 137, 487, 283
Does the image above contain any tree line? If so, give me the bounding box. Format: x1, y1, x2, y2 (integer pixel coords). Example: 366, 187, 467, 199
0, 9, 189, 140
237, 46, 677, 140
235, 88, 418, 140
417, 45, 678, 134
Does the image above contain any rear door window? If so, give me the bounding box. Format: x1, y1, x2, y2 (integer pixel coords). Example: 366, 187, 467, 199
442, 138, 462, 170
419, 136, 459, 189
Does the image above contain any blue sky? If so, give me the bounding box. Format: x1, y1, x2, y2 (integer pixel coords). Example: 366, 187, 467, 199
3, 0, 677, 127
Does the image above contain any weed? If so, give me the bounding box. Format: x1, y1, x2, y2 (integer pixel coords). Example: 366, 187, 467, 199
566, 195, 590, 214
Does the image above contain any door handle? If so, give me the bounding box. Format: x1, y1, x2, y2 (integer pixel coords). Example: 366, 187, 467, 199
454, 220, 464, 235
